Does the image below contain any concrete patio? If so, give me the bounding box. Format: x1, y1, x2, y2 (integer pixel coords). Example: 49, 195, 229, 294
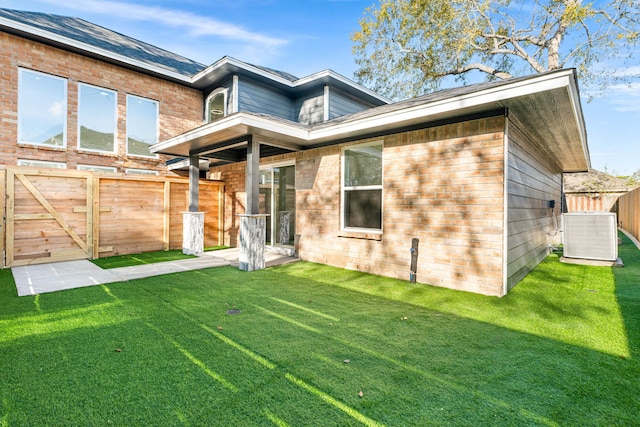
11, 248, 298, 296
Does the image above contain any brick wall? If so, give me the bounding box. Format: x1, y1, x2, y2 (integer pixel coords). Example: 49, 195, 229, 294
0, 32, 203, 173
211, 116, 507, 296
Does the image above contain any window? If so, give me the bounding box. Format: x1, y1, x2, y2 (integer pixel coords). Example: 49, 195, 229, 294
126, 168, 158, 175
77, 164, 117, 173
17, 159, 66, 169
341, 141, 383, 231
78, 83, 117, 152
18, 69, 67, 147
126, 95, 158, 157
206, 89, 227, 123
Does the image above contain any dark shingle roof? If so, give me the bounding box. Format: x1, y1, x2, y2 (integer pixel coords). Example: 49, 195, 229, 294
0, 8, 207, 77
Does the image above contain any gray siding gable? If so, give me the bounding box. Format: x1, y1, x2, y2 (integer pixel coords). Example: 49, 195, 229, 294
238, 78, 294, 121
294, 87, 325, 126
328, 87, 375, 120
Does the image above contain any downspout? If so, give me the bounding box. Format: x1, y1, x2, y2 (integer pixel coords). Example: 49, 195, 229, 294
502, 111, 510, 296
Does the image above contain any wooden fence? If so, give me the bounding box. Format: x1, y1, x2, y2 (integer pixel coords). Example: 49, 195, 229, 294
564, 192, 624, 213
0, 167, 224, 267
618, 186, 640, 244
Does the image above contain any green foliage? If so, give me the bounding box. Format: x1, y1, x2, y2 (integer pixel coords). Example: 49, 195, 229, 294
352, 0, 640, 99
2, 236, 640, 425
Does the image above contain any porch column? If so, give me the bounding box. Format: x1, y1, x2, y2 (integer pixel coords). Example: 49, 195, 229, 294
239, 136, 267, 271
183, 153, 204, 255
245, 136, 259, 214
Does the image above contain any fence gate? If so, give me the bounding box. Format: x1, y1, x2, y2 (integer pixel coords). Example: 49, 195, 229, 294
5, 168, 93, 267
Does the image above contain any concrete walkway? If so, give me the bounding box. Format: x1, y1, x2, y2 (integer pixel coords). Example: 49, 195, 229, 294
11, 248, 298, 297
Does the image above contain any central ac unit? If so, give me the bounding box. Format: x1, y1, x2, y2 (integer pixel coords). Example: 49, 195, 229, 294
562, 212, 618, 261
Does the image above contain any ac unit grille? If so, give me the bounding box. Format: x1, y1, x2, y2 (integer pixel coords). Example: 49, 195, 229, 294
563, 213, 618, 261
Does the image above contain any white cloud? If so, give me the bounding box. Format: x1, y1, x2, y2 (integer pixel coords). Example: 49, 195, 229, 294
48, 101, 64, 116
40, 0, 288, 47
608, 82, 640, 112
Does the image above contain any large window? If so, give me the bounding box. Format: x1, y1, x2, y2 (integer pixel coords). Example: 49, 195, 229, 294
78, 83, 117, 153
341, 141, 383, 231
18, 69, 67, 147
126, 94, 158, 157
206, 89, 227, 123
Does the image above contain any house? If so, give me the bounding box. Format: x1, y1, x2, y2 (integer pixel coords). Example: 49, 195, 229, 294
0, 8, 591, 296
0, 8, 384, 175
564, 169, 637, 213
154, 70, 590, 296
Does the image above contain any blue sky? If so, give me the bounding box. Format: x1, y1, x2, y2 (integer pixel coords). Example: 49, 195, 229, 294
8, 0, 640, 175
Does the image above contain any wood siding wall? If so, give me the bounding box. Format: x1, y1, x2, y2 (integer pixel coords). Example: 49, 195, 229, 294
618, 187, 640, 243
506, 115, 562, 290
0, 167, 223, 267
328, 88, 374, 120
238, 79, 293, 120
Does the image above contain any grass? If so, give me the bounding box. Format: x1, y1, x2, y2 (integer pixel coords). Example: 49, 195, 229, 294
90, 250, 197, 269
1, 234, 639, 426
91, 247, 230, 269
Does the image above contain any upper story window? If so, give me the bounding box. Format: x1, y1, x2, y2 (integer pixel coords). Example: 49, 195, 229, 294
18, 69, 67, 148
341, 141, 383, 231
206, 88, 227, 123
78, 83, 117, 153
126, 94, 158, 157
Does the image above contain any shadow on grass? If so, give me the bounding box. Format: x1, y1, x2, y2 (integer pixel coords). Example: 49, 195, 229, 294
2, 255, 639, 426
614, 232, 640, 359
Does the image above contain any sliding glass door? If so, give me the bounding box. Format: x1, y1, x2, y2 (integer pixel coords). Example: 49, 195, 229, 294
259, 164, 295, 247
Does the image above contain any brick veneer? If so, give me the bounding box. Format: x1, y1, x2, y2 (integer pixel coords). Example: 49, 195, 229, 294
0, 32, 203, 173
211, 116, 507, 296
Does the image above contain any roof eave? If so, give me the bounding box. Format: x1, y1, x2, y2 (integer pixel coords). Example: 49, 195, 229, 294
0, 16, 195, 84
152, 70, 590, 173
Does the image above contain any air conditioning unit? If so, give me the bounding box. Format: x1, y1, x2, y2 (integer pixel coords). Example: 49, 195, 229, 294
563, 212, 618, 261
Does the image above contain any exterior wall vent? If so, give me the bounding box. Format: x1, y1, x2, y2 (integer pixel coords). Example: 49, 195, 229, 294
562, 212, 618, 261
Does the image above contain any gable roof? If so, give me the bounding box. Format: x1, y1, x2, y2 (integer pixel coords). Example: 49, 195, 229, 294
0, 8, 389, 104
0, 8, 206, 78
153, 68, 590, 173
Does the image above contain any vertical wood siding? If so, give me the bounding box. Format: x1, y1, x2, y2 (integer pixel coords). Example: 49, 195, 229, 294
564, 193, 622, 213
237, 78, 293, 120
1, 167, 223, 267
618, 187, 640, 243
506, 115, 562, 290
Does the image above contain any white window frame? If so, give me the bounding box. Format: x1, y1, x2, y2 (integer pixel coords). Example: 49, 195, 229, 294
17, 68, 68, 148
77, 164, 117, 173
126, 94, 159, 158
340, 141, 383, 233
126, 168, 158, 176
77, 83, 118, 154
17, 159, 66, 169
205, 88, 228, 123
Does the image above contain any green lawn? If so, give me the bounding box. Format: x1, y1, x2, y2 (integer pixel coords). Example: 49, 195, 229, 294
91, 247, 230, 269
1, 234, 639, 426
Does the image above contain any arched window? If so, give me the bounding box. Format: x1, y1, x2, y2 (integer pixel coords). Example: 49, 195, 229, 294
206, 89, 227, 123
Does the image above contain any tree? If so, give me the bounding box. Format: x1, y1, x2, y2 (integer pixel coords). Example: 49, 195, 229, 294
352, 0, 640, 100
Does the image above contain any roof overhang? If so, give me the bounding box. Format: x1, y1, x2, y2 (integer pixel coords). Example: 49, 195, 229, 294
0, 15, 390, 104
152, 69, 590, 173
